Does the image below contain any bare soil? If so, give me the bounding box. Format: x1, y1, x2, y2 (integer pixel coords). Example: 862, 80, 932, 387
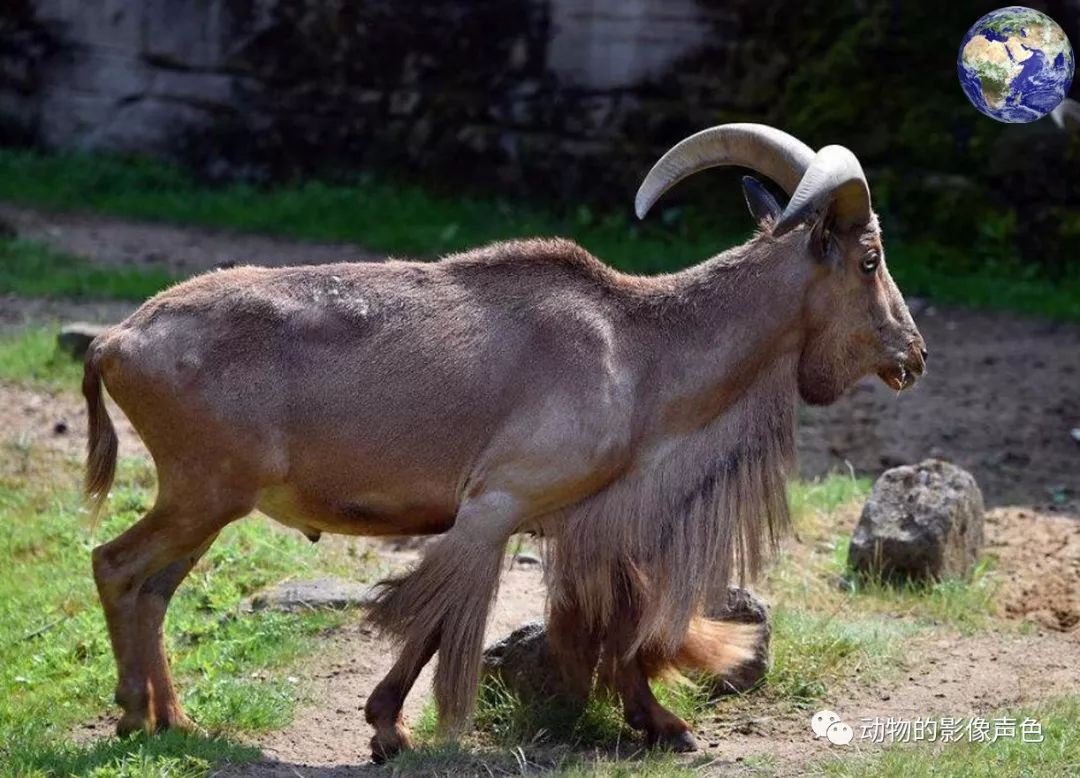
3, 204, 1078, 775
0, 203, 377, 275
797, 305, 1080, 511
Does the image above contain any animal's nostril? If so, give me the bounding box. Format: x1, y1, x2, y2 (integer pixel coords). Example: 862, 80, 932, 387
919, 348, 928, 363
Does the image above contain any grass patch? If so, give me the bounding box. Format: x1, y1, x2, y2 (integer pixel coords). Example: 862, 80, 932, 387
0, 238, 175, 301
413, 677, 626, 750
888, 242, 1080, 324
765, 608, 914, 706
5, 731, 259, 778
772, 473, 1001, 636
0, 148, 740, 276
0, 148, 1076, 321
0, 453, 363, 777
0, 326, 83, 389
821, 695, 1080, 778
836, 552, 1000, 636
788, 473, 872, 535
391, 741, 703, 777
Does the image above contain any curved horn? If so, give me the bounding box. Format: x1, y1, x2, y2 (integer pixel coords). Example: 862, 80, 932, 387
634, 123, 815, 219
772, 145, 871, 237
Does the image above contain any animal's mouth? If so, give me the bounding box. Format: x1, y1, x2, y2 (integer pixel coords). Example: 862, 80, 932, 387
877, 360, 921, 392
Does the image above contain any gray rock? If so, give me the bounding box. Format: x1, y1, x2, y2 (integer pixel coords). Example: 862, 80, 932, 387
57, 322, 110, 359
246, 577, 379, 613
848, 459, 985, 582
482, 620, 557, 700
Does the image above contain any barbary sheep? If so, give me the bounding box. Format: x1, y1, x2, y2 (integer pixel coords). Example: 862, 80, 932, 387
83, 123, 926, 759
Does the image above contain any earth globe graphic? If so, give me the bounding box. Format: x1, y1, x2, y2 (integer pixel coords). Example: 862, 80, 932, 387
958, 6, 1074, 123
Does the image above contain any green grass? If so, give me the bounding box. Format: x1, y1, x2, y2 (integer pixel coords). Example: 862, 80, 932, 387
390, 742, 704, 777
821, 696, 1080, 778
0, 148, 1077, 321
0, 453, 361, 778
0, 326, 83, 389
6, 732, 259, 778
887, 242, 1080, 324
765, 609, 914, 706
0, 148, 737, 275
788, 473, 872, 535
774, 474, 1001, 636
0, 238, 176, 301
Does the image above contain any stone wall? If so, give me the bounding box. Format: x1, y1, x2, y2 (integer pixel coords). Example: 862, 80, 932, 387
0, 0, 751, 200
3, 1, 1078, 215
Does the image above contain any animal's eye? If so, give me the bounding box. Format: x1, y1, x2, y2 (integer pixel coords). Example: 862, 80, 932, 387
861, 253, 880, 274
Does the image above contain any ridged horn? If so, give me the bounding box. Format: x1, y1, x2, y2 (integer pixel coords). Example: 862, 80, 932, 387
771, 144, 871, 237
634, 123, 815, 220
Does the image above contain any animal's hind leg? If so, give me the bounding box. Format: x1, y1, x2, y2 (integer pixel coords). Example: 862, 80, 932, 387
92, 488, 251, 736
604, 598, 697, 752
135, 532, 220, 731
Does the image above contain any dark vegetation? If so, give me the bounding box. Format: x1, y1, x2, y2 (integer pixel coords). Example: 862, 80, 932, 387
187, 0, 1080, 285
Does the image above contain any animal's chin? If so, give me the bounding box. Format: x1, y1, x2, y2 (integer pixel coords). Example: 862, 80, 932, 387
797, 378, 843, 407
796, 360, 849, 406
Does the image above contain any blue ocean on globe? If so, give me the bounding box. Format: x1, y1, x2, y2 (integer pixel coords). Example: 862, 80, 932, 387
957, 6, 1074, 123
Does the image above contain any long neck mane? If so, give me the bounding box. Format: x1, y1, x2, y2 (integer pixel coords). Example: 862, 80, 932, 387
546, 234, 809, 658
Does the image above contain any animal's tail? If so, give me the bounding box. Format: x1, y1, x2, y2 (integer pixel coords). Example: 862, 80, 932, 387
642, 617, 762, 683
82, 341, 117, 529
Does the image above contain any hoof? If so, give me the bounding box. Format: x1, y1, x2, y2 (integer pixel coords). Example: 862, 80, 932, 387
650, 728, 699, 753
116, 711, 150, 738
370, 724, 413, 764
155, 710, 198, 734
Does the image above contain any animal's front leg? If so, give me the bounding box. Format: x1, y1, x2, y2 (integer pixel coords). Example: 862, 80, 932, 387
364, 629, 440, 763
548, 596, 601, 703
603, 595, 698, 752
366, 491, 523, 757
616, 652, 698, 752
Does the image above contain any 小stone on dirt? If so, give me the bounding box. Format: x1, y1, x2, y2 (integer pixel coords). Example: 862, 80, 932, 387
481, 620, 555, 701
245, 577, 380, 613
848, 459, 985, 582
57, 322, 110, 359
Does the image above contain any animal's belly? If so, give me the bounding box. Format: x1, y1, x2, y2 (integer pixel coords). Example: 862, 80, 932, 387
255, 485, 457, 539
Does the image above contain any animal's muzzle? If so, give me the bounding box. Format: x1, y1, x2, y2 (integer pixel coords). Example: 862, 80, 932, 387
878, 339, 927, 392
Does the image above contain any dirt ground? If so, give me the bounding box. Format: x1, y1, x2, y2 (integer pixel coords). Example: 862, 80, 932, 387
0, 203, 377, 275
3, 204, 1079, 775
207, 572, 1080, 778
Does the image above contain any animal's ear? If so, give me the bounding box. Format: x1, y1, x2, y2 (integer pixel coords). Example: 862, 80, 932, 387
808, 205, 838, 264
741, 175, 781, 227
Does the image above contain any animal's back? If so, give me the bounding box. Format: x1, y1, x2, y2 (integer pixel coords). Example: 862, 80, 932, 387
90, 238, 635, 529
